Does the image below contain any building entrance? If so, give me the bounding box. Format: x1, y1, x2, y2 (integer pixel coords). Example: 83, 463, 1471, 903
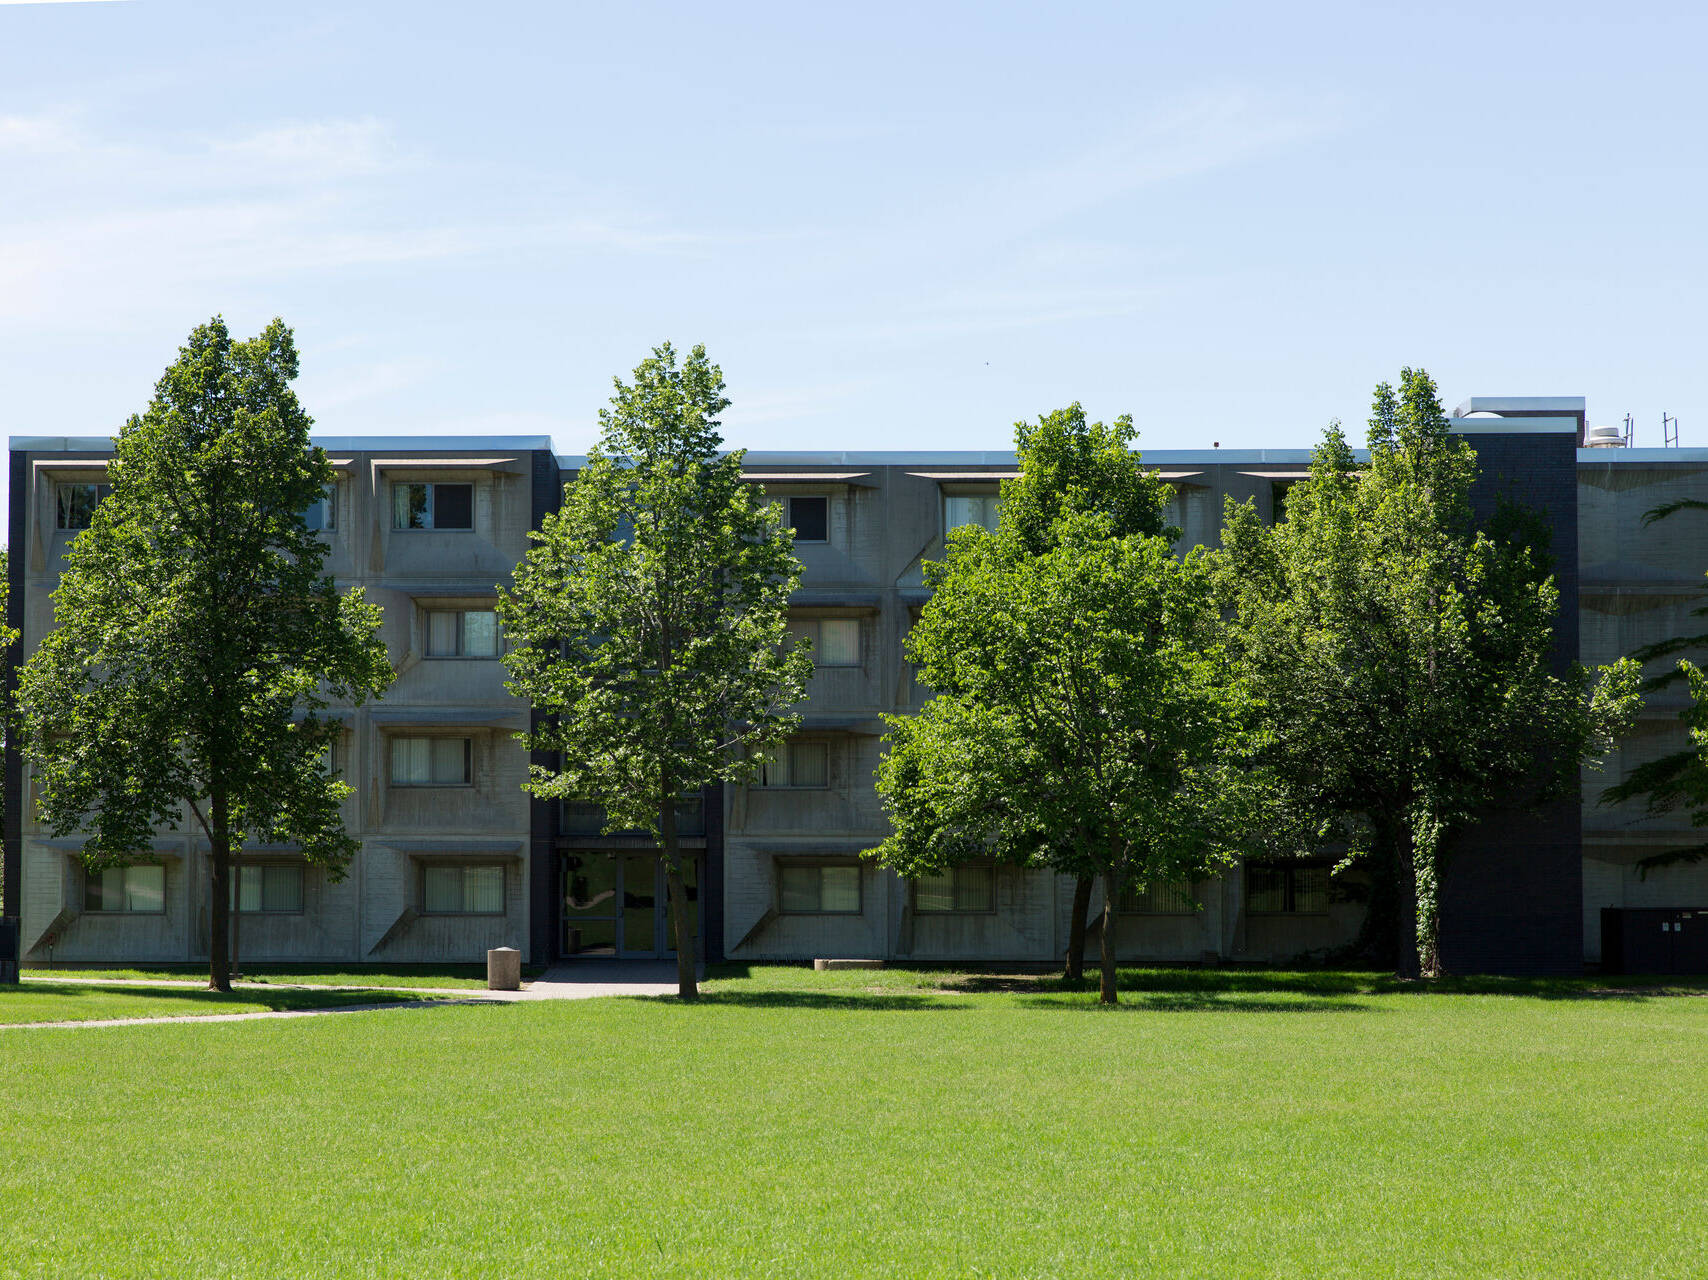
560, 852, 699, 959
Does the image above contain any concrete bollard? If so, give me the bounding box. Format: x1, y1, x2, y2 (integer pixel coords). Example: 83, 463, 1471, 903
487, 946, 521, 991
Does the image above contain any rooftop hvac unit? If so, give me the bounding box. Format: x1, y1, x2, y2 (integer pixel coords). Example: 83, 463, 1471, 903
1585, 424, 1627, 448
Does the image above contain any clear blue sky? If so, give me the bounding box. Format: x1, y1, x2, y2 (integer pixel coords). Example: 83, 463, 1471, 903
2, 0, 1704, 495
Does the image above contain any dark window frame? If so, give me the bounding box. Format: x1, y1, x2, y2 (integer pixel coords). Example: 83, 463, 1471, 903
911, 862, 997, 915
388, 735, 475, 788
424, 607, 503, 659
786, 616, 862, 668
82, 862, 167, 915
1118, 878, 1198, 915
56, 482, 113, 530
787, 495, 829, 543
1245, 860, 1332, 916
419, 862, 507, 916
754, 739, 831, 790
230, 862, 307, 915
776, 860, 864, 916
391, 481, 476, 531
304, 484, 337, 532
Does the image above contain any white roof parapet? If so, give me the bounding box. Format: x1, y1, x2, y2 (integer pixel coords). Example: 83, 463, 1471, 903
1452, 397, 1586, 418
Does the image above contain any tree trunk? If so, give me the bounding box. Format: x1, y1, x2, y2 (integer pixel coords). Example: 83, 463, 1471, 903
1065, 875, 1093, 984
230, 847, 242, 984
660, 794, 697, 1000
208, 789, 232, 993
1098, 869, 1119, 1006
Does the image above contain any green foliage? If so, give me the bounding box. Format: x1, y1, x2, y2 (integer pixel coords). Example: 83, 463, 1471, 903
875, 505, 1258, 1003
1215, 367, 1642, 975
997, 403, 1176, 551
1600, 659, 1708, 871
499, 342, 810, 996
1598, 500, 1708, 872
17, 317, 393, 988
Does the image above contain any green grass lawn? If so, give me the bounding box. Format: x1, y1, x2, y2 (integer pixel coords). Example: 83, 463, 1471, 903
2, 966, 1705, 1278
0, 981, 445, 1025
21, 962, 544, 990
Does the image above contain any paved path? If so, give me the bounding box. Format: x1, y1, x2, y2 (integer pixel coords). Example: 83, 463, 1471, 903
7, 960, 693, 1029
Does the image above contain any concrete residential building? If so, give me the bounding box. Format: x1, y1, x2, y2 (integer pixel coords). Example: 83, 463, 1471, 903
5, 399, 1707, 973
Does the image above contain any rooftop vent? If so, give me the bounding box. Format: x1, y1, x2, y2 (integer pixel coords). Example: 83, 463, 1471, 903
1585, 425, 1627, 448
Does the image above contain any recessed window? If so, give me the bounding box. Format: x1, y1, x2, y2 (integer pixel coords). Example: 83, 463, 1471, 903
1119, 879, 1195, 915
304, 485, 337, 532
944, 494, 1001, 535
392, 482, 474, 530
390, 737, 473, 786
83, 863, 165, 913
788, 496, 828, 543
913, 864, 995, 914
231, 864, 305, 914
786, 617, 860, 667
56, 483, 112, 530
779, 862, 862, 914
1270, 481, 1298, 526
427, 609, 502, 657
757, 740, 829, 788
1246, 861, 1329, 915
422, 863, 505, 915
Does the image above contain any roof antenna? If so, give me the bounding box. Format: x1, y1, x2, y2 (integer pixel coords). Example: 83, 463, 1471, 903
1664, 413, 1679, 448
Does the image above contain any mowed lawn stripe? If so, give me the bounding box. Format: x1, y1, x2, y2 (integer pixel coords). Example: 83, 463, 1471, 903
0, 974, 1703, 1278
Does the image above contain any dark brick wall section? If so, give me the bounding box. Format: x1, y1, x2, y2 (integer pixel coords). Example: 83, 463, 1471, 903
1439, 431, 1583, 975
527, 449, 560, 963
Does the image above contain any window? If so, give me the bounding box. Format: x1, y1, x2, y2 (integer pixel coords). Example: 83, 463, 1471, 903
56, 483, 112, 530
756, 740, 829, 788
787, 496, 828, 542
1270, 481, 1298, 526
1119, 879, 1195, 915
83, 863, 165, 913
390, 737, 473, 786
231, 864, 305, 914
392, 482, 474, 530
785, 617, 860, 666
304, 485, 336, 532
778, 862, 862, 914
913, 864, 995, 914
1246, 861, 1329, 914
422, 863, 505, 914
427, 609, 502, 657
944, 493, 1001, 534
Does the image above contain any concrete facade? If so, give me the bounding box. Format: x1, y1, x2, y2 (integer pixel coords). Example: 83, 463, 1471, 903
7, 402, 1708, 971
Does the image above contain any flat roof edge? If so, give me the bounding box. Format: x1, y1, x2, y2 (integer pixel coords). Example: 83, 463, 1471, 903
11, 434, 556, 452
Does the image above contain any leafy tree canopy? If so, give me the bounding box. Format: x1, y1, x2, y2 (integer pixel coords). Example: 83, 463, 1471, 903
18, 317, 393, 990
499, 342, 810, 998
875, 508, 1260, 1003
1214, 367, 1641, 975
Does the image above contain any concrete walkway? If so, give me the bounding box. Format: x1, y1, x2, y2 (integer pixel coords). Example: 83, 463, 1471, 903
7, 960, 693, 1029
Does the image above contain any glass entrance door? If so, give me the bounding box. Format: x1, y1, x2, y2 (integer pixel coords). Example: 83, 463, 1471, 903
561, 853, 701, 959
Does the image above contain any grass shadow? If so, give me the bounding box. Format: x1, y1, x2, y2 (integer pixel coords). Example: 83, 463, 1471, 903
1015, 991, 1375, 1013
633, 991, 970, 1012
10, 982, 436, 1015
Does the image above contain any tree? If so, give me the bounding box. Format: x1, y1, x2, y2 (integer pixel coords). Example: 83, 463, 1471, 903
1215, 368, 1641, 976
498, 342, 810, 1000
1599, 501, 1708, 868
952, 404, 1178, 981
18, 317, 393, 991
874, 509, 1255, 1005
